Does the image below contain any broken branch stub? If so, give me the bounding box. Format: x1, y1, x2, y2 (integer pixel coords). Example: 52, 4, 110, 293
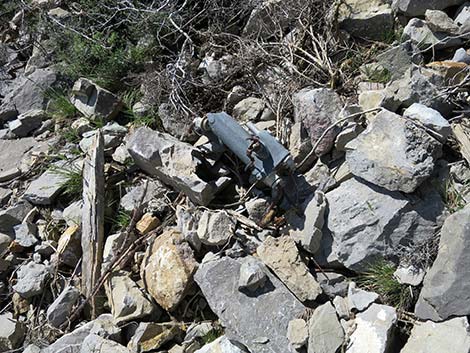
81, 130, 105, 318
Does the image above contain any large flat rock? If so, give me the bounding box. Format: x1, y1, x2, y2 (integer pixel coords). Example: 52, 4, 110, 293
0, 138, 36, 176
401, 317, 470, 353
258, 236, 322, 302
292, 88, 343, 156
346, 304, 396, 353
393, 0, 467, 16
127, 127, 219, 206
194, 255, 305, 353
345, 110, 442, 193
415, 206, 470, 321
337, 0, 393, 41
322, 178, 443, 270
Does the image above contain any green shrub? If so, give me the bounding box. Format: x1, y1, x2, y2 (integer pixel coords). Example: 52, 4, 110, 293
45, 89, 77, 121
54, 32, 145, 91
62, 128, 81, 144
201, 327, 224, 345
114, 209, 132, 230
361, 65, 392, 84
356, 260, 413, 311
50, 165, 83, 199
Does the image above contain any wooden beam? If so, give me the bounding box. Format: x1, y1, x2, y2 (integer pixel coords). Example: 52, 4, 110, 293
81, 130, 105, 318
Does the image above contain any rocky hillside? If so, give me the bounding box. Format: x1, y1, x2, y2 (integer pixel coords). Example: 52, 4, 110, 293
2, 0, 470, 352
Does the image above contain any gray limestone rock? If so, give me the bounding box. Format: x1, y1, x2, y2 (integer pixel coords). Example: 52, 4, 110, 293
0, 129, 12, 140
402, 19, 450, 51
347, 282, 379, 312
401, 317, 470, 353
195, 336, 249, 353
13, 222, 38, 248
0, 68, 57, 118
79, 129, 122, 153
9, 109, 46, 137
127, 127, 220, 206
317, 272, 349, 298
62, 200, 83, 227
120, 179, 167, 214
197, 210, 236, 246
132, 102, 151, 118
403, 103, 452, 142
232, 97, 266, 122
333, 296, 350, 320
346, 304, 396, 353
455, 2, 470, 28
452, 47, 470, 63
322, 178, 443, 270
112, 144, 132, 164
80, 334, 131, 353
24, 39, 55, 74
13, 261, 51, 298
415, 206, 470, 321
287, 319, 308, 351
308, 302, 344, 353
258, 236, 322, 302
289, 121, 315, 169
157, 103, 196, 142
292, 88, 343, 156
290, 191, 326, 254
345, 110, 442, 193
42, 314, 121, 353
0, 138, 36, 181
184, 322, 214, 343
194, 255, 305, 353
376, 41, 421, 81
47, 285, 81, 328
335, 122, 363, 152
127, 322, 181, 352
176, 205, 202, 251
23, 344, 41, 353
381, 67, 453, 116
105, 272, 156, 324
393, 0, 468, 16
245, 198, 270, 224
0, 312, 25, 351
425, 9, 459, 33
238, 258, 268, 292
393, 265, 425, 286
337, 0, 394, 41
23, 162, 75, 205
102, 232, 136, 270
0, 200, 33, 235
70, 78, 122, 121
71, 117, 93, 137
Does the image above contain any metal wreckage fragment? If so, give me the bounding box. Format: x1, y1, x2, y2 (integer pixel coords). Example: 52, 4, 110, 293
194, 112, 297, 204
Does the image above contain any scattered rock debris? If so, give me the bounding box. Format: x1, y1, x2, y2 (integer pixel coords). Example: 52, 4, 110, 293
1, 1, 470, 352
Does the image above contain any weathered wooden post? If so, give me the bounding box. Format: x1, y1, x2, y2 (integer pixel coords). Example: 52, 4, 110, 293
81, 129, 105, 318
